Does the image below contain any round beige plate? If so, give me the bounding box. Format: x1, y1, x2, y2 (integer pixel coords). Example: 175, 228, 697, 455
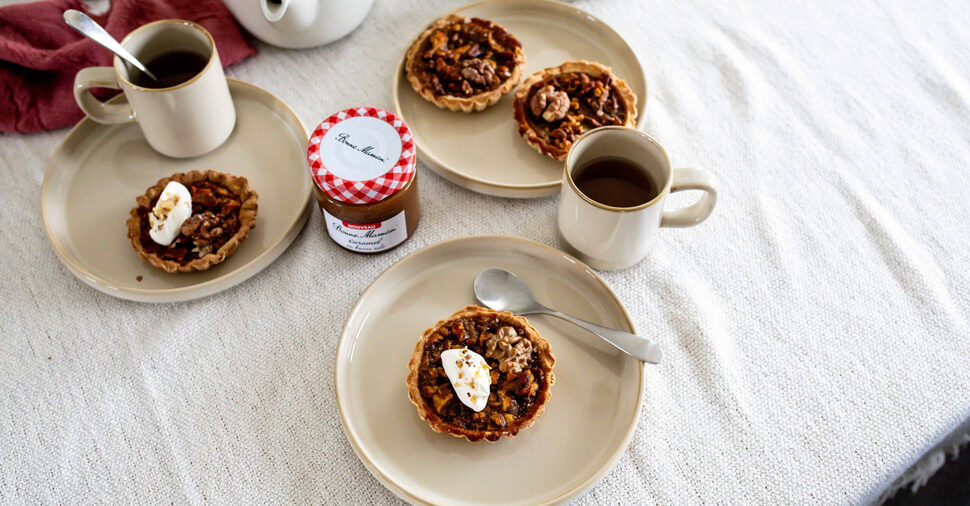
41, 79, 312, 303
336, 236, 645, 505
393, 0, 647, 198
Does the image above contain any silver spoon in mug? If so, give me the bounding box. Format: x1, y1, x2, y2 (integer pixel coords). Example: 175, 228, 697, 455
474, 268, 663, 364
63, 9, 158, 82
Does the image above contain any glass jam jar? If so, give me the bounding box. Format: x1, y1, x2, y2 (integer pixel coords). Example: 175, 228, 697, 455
306, 107, 420, 253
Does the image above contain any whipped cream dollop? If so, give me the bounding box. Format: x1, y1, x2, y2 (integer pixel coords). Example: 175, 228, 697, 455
440, 348, 491, 412
148, 181, 192, 246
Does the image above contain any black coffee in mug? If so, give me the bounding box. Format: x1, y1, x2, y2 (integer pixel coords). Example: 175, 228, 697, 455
130, 50, 209, 88
573, 156, 660, 208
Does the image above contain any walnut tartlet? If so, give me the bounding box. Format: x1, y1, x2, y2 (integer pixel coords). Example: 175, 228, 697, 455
513, 61, 638, 160
126, 170, 258, 273
407, 306, 556, 442
405, 14, 526, 113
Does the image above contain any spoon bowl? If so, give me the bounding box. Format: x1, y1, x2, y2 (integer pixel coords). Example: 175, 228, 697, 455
473, 268, 547, 314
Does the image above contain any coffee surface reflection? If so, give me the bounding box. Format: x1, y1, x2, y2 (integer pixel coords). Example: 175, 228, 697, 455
573, 157, 659, 208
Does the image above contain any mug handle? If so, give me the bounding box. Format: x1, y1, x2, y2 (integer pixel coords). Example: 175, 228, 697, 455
73, 67, 135, 124
660, 167, 718, 228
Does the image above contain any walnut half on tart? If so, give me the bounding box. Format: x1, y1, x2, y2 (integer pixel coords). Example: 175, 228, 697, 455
406, 305, 555, 442
513, 61, 638, 160
126, 170, 258, 273
405, 14, 526, 112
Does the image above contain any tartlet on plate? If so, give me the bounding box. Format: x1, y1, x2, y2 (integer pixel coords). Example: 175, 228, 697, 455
126, 170, 258, 273
406, 305, 556, 442
405, 14, 526, 113
513, 60, 638, 160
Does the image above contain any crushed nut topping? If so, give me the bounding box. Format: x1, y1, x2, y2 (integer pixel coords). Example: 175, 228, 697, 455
181, 211, 223, 242
529, 85, 569, 122
485, 326, 534, 374
460, 58, 500, 88
152, 194, 179, 220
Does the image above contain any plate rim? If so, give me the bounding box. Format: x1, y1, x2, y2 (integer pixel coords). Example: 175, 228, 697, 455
40, 79, 312, 303
392, 0, 648, 198
333, 235, 646, 505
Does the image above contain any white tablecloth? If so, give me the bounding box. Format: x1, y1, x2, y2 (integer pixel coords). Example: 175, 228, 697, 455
2, 0, 969, 503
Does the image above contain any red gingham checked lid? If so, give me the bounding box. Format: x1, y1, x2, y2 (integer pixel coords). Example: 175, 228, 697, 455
307, 107, 415, 205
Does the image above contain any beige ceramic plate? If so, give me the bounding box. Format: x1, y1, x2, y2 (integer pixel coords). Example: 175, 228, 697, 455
335, 236, 645, 505
393, 0, 647, 198
41, 79, 312, 303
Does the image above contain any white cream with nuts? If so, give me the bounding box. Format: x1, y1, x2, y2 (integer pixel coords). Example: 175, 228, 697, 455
148, 181, 192, 246
440, 348, 491, 412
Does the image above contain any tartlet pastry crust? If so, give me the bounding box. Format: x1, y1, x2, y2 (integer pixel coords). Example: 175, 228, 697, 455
126, 170, 258, 273
513, 60, 638, 160
405, 14, 526, 113
406, 305, 556, 442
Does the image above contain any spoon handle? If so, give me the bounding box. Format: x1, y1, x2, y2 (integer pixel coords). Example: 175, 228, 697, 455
537, 309, 663, 364
63, 9, 158, 81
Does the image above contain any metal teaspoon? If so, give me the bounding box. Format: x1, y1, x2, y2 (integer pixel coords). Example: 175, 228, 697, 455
64, 9, 158, 82
473, 268, 663, 364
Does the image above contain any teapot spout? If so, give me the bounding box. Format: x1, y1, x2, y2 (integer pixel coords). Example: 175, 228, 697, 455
259, 0, 286, 22
260, 0, 316, 30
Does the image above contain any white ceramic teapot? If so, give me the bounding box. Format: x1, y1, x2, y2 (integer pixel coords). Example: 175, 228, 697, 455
224, 0, 373, 48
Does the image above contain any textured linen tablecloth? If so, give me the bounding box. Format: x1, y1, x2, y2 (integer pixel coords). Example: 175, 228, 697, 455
2, 0, 969, 503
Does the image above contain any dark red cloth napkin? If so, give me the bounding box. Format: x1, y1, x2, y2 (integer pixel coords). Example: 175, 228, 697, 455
0, 0, 257, 133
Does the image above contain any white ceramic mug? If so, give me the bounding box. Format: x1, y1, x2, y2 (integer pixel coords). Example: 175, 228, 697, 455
73, 20, 235, 158
558, 127, 717, 270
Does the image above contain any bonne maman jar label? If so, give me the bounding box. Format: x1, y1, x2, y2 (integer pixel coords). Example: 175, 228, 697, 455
322, 209, 408, 252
